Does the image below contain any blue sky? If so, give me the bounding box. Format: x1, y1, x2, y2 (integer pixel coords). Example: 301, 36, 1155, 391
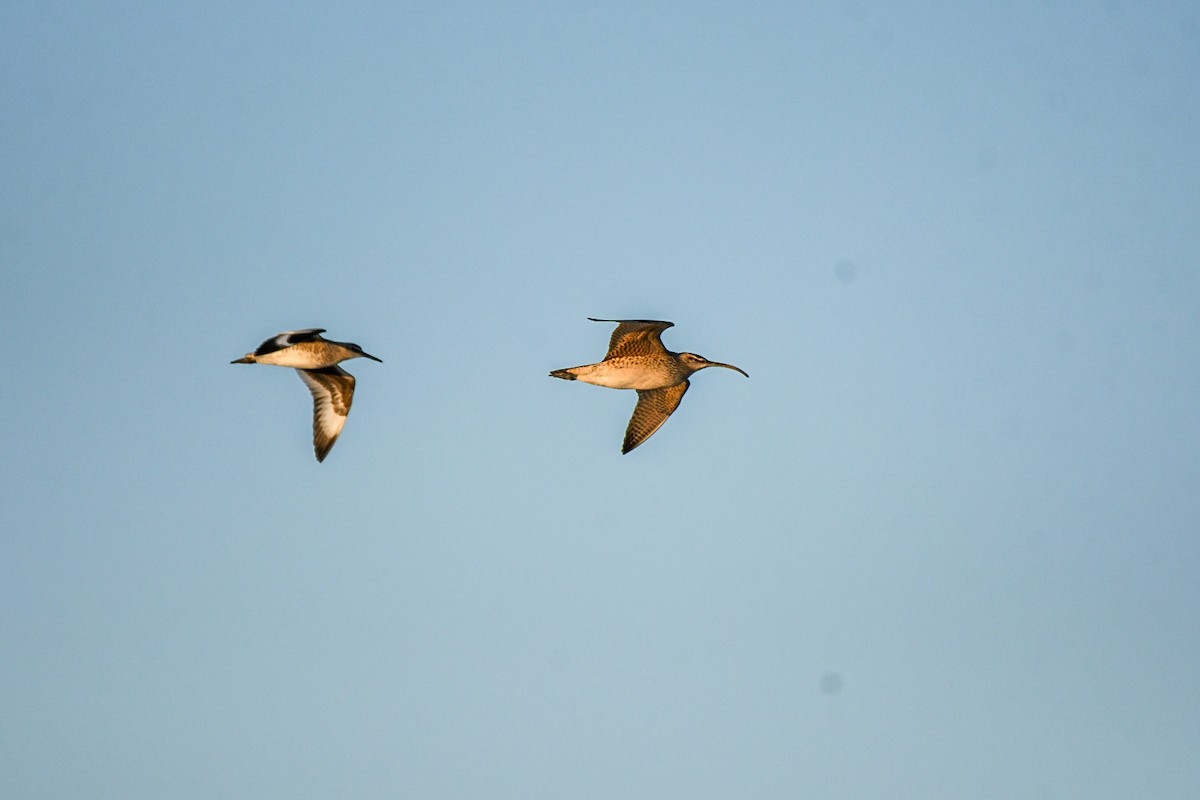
2, 2, 1198, 797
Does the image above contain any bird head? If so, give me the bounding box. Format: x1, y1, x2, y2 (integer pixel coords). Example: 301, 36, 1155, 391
347, 343, 383, 362
677, 352, 748, 377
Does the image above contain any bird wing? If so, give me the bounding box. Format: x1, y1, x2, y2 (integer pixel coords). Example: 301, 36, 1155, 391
589, 318, 674, 360
296, 365, 355, 462
623, 380, 689, 454
254, 328, 326, 356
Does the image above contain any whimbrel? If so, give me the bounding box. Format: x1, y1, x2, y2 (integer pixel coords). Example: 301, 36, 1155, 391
550, 318, 748, 453
232, 328, 381, 462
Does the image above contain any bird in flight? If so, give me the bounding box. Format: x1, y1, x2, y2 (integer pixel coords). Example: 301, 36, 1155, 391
550, 318, 748, 453
232, 328, 381, 462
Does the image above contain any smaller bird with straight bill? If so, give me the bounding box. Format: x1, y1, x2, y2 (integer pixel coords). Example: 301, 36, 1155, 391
232, 328, 381, 462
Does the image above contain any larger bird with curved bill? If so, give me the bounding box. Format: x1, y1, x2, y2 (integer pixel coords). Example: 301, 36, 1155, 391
232, 328, 381, 462
550, 318, 748, 454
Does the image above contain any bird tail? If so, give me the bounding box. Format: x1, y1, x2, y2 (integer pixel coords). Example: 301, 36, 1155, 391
231, 354, 257, 364
549, 368, 578, 381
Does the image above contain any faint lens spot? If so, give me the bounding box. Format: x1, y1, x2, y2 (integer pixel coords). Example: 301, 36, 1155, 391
820, 672, 843, 695
834, 260, 857, 283
1026, 527, 1048, 552
975, 146, 998, 173
1054, 329, 1077, 355
1128, 51, 1149, 76
1151, 262, 1174, 294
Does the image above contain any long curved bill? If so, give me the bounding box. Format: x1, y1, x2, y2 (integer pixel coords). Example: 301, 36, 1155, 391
708, 361, 749, 378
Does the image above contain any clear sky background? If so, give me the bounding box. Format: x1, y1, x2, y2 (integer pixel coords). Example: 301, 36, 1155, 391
2, 2, 1198, 798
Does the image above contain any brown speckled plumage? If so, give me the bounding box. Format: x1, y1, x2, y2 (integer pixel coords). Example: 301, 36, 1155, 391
550, 318, 747, 454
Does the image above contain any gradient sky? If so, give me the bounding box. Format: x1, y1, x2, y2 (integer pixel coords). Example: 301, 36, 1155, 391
3, 3, 1199, 798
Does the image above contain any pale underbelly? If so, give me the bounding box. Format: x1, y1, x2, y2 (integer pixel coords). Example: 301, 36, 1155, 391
573, 361, 678, 390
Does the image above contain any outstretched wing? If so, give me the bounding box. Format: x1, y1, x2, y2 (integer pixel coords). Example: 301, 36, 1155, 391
588, 318, 674, 360
254, 328, 326, 356
623, 380, 689, 454
296, 365, 355, 462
